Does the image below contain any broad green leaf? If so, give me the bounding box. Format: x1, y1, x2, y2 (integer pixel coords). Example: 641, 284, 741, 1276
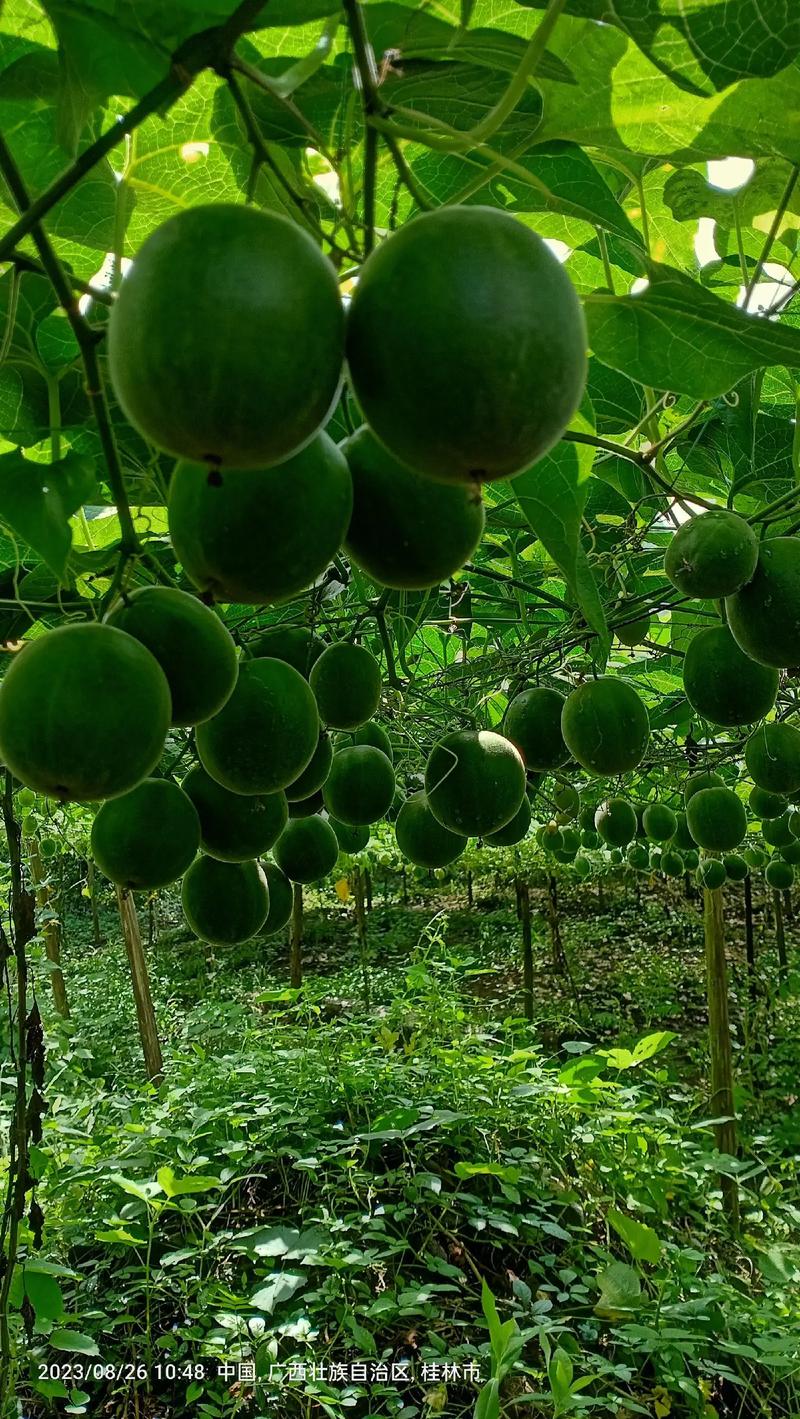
49, 1331, 100, 1356
0, 450, 96, 582
109, 1173, 163, 1202
586, 265, 800, 399
595, 1260, 642, 1317
474, 1378, 501, 1419
23, 1268, 65, 1323
608, 1207, 662, 1264
156, 1166, 223, 1198
250, 1272, 306, 1314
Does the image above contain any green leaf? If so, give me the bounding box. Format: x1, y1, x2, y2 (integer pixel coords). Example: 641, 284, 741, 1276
23, 1268, 65, 1323
608, 1207, 662, 1264
586, 265, 800, 399
156, 1166, 223, 1198
109, 1173, 163, 1203
474, 1378, 501, 1419
49, 1331, 100, 1356
595, 1260, 642, 1317
548, 1346, 574, 1404
0, 450, 96, 583
250, 1272, 306, 1314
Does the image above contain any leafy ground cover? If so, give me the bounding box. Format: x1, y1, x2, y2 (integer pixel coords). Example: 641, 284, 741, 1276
7, 877, 799, 1419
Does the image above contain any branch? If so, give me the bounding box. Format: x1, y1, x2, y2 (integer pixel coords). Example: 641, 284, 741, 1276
342, 0, 381, 254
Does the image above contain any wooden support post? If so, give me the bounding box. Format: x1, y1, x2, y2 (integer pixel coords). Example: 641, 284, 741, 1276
546, 874, 565, 973
467, 870, 473, 908
402, 865, 408, 905
744, 874, 755, 995
518, 878, 533, 1021
290, 882, 304, 989
365, 867, 373, 912
353, 867, 370, 1010
773, 888, 787, 982
116, 887, 163, 1082
703, 885, 738, 1225
87, 858, 103, 947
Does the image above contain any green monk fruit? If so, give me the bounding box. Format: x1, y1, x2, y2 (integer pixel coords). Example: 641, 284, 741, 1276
261, 863, 293, 935
726, 536, 800, 668
346, 206, 587, 483
285, 734, 333, 802
168, 433, 352, 606
182, 856, 269, 945
196, 658, 318, 794
664, 508, 758, 599
274, 816, 339, 883
310, 643, 382, 729
182, 764, 287, 862
396, 792, 467, 868
425, 729, 526, 837
594, 797, 637, 848
504, 687, 569, 772
484, 795, 531, 846
683, 625, 778, 727
342, 426, 485, 588
108, 204, 344, 467
322, 745, 395, 826
0, 623, 170, 802
561, 678, 650, 777
91, 779, 200, 889
106, 585, 238, 727
745, 721, 800, 794
686, 787, 747, 851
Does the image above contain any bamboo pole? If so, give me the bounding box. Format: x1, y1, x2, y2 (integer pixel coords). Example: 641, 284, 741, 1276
290, 882, 303, 989
28, 838, 70, 1018
518, 878, 533, 1021
703, 885, 738, 1225
116, 887, 163, 1081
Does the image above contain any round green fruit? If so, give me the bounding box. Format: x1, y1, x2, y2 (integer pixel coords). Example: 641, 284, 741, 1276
684, 770, 724, 804
168, 433, 352, 606
553, 783, 580, 819
661, 850, 684, 878
608, 848, 624, 865
615, 611, 651, 647
285, 735, 333, 803
342, 426, 485, 588
723, 853, 749, 881
249, 626, 323, 678
182, 763, 287, 862
573, 855, 591, 879
665, 508, 758, 600
346, 206, 586, 483
328, 817, 370, 854
484, 795, 531, 847
425, 729, 525, 837
761, 811, 796, 848
684, 849, 700, 870
697, 858, 727, 890
196, 658, 319, 794
504, 687, 569, 772
288, 790, 324, 818
683, 625, 778, 728
0, 623, 171, 802
686, 787, 746, 851
749, 785, 788, 820
627, 844, 649, 871
396, 792, 466, 868
560, 827, 581, 855
310, 643, 382, 729
182, 856, 269, 945
106, 585, 238, 727
561, 678, 650, 777
273, 816, 340, 883
581, 828, 599, 849
322, 745, 395, 826
671, 811, 695, 851
779, 838, 800, 865
594, 797, 637, 848
91, 778, 200, 889
336, 721, 393, 762
108, 204, 344, 467
745, 721, 800, 794
744, 847, 768, 870
726, 537, 800, 668
766, 858, 794, 890
642, 802, 678, 843
261, 862, 293, 935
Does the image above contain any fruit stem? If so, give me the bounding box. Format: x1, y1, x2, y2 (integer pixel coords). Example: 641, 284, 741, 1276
467, 0, 568, 147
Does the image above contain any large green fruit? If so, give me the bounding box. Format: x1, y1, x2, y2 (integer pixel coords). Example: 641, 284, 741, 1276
310, 643, 381, 729
723, 853, 749, 881
683, 625, 778, 727
749, 785, 788, 820
196, 658, 319, 794
288, 790, 324, 818
342, 426, 485, 588
503, 687, 569, 772
182, 856, 269, 945
91, 779, 200, 889
561, 678, 649, 777
779, 838, 800, 865
285, 735, 333, 803
615, 611, 651, 647
346, 206, 586, 483
328, 817, 370, 854
108, 204, 344, 467
642, 802, 678, 843
350, 721, 393, 762
274, 816, 339, 883
168, 433, 352, 605
106, 586, 238, 727
726, 537, 800, 668
664, 509, 758, 599
594, 797, 637, 848
745, 722, 800, 794
182, 763, 287, 862
661, 850, 684, 878
684, 770, 724, 804
262, 862, 293, 935
670, 811, 696, 851
249, 626, 324, 678
395, 793, 466, 868
686, 787, 746, 851
553, 783, 580, 820
766, 858, 794, 889
627, 844, 649, 871
322, 745, 395, 825
0, 624, 171, 802
697, 858, 727, 890
425, 729, 525, 837
761, 811, 795, 847
484, 795, 531, 847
